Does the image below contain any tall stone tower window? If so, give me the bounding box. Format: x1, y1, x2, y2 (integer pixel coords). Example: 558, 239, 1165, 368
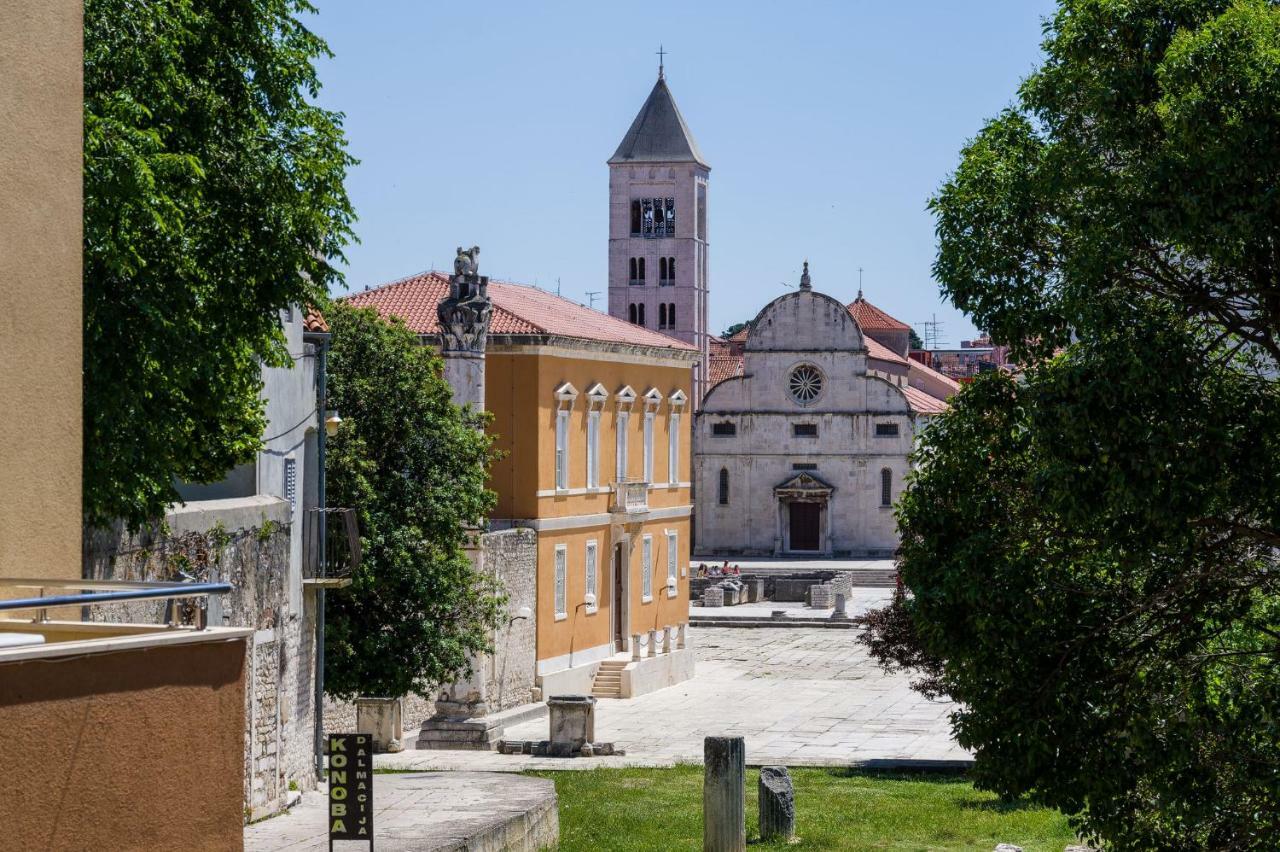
630, 198, 675, 237
881, 468, 893, 507
718, 467, 730, 505
659, 257, 675, 285
629, 257, 646, 285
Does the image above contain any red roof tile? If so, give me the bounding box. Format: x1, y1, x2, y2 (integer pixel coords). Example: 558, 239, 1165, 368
303, 306, 329, 333
848, 296, 911, 331
727, 326, 750, 343
903, 384, 949, 415
865, 336, 908, 365
708, 354, 744, 387
343, 271, 696, 352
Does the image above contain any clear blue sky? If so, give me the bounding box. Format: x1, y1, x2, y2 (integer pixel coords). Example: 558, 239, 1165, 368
307, 0, 1057, 342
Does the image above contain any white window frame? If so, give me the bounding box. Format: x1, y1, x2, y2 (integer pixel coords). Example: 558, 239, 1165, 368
585, 540, 598, 612
643, 411, 655, 484
554, 544, 568, 620
641, 535, 653, 602
585, 383, 608, 489
555, 410, 570, 490
615, 385, 636, 482
665, 530, 678, 595
586, 410, 600, 488
667, 412, 679, 485
554, 382, 578, 491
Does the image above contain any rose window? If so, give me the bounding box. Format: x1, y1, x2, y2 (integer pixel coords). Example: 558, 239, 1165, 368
788, 365, 823, 404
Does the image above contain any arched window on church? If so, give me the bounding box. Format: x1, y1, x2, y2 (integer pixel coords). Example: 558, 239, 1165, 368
718, 467, 729, 505
638, 303, 646, 326
631, 200, 642, 235
638, 257, 646, 281
629, 257, 638, 284
668, 303, 676, 327
659, 257, 667, 281
629, 303, 637, 324
880, 468, 892, 507
668, 257, 675, 280
658, 304, 667, 328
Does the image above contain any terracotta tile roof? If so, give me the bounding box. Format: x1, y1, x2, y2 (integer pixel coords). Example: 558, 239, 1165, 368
343, 271, 696, 352
903, 384, 949, 415
708, 354, 744, 386
865, 336, 908, 366
848, 295, 912, 332
303, 306, 329, 333
727, 326, 750, 343
907, 357, 962, 394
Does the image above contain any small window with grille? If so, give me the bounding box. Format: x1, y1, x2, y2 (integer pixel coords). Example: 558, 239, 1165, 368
875, 422, 900, 437
793, 423, 818, 437
711, 422, 736, 436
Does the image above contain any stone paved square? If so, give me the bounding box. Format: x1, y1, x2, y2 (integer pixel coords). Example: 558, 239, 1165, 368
378, 621, 969, 772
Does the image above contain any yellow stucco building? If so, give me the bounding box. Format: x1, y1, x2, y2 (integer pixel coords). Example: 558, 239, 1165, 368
348, 271, 700, 695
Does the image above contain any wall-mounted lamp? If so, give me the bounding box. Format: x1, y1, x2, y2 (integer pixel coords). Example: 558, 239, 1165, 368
508, 606, 532, 625
324, 410, 343, 438
583, 593, 596, 608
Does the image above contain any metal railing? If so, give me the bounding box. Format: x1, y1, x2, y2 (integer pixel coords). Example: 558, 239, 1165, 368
303, 507, 361, 581
0, 578, 232, 629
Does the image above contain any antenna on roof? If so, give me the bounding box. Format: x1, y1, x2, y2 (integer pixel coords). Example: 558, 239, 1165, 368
586, 290, 601, 310
917, 314, 948, 349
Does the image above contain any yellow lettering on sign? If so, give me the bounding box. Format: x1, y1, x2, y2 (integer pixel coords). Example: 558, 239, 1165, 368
330, 771, 346, 785
331, 804, 346, 817
332, 786, 347, 800
330, 738, 347, 752
331, 754, 347, 768
331, 820, 347, 833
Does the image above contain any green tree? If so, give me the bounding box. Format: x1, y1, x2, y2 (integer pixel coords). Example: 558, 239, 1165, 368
84, 0, 355, 528
865, 1, 1280, 847
908, 328, 924, 350
722, 321, 750, 338
322, 304, 503, 700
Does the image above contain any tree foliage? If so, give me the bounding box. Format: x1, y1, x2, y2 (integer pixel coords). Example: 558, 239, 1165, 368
865, 1, 1280, 847
84, 0, 355, 528
722, 321, 750, 338
322, 304, 503, 700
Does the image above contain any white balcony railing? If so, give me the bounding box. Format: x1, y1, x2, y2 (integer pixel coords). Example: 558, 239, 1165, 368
610, 480, 649, 515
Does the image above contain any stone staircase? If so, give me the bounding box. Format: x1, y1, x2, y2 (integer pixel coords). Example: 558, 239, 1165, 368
590, 660, 627, 698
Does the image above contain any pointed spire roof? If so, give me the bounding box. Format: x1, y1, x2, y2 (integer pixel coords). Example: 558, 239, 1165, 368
609, 75, 709, 169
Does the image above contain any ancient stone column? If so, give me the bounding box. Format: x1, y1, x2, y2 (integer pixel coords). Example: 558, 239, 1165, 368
418, 246, 497, 748
437, 245, 493, 413
703, 736, 745, 852
758, 765, 796, 841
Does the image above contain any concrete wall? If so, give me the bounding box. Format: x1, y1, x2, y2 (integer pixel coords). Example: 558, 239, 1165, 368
0, 633, 248, 851
0, 1, 83, 588
84, 496, 316, 820
480, 527, 539, 711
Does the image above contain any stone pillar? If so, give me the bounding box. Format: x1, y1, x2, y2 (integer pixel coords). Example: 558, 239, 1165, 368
631, 634, 642, 661
677, 623, 687, 649
437, 245, 493, 413
757, 766, 796, 842
703, 736, 746, 852
420, 246, 497, 748
648, 628, 659, 658
662, 626, 672, 654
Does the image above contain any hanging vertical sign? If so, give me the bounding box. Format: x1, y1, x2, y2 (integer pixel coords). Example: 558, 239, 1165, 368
328, 733, 374, 849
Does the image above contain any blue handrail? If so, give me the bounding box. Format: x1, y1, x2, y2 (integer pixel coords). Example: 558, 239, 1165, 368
0, 582, 232, 614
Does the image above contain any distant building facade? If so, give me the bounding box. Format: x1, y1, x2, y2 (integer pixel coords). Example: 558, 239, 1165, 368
694, 268, 956, 557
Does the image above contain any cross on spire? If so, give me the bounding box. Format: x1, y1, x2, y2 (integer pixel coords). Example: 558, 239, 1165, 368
656, 45, 667, 79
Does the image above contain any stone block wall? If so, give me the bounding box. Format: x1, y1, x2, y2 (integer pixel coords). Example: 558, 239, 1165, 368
83, 497, 315, 821
480, 527, 538, 712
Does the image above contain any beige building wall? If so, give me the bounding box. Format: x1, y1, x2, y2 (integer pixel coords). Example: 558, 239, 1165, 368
0, 1, 84, 586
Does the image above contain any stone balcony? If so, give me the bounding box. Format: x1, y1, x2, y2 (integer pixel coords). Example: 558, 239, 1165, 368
610, 480, 649, 517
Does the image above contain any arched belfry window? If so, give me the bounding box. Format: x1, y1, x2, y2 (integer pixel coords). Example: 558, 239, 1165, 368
880, 468, 892, 507
628, 303, 637, 324
718, 467, 730, 505
638, 303, 646, 326
668, 303, 676, 328
658, 304, 667, 328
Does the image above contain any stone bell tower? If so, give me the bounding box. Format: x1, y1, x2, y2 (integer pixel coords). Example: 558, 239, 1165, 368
437, 245, 492, 412
607, 67, 711, 403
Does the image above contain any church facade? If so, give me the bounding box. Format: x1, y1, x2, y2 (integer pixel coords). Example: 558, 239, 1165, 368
693, 266, 922, 557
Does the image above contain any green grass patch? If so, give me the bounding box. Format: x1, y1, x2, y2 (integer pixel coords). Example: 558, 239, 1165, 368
527, 765, 1078, 851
